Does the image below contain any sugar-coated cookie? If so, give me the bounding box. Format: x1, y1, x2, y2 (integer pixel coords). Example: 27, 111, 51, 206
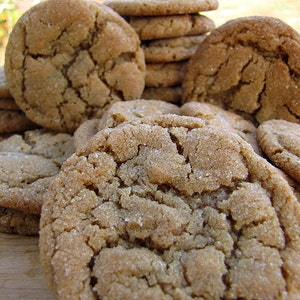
0, 129, 75, 214
5, 0, 145, 132
104, 0, 219, 16
182, 16, 300, 125
40, 114, 300, 299
129, 14, 215, 40
143, 35, 207, 63
257, 119, 300, 183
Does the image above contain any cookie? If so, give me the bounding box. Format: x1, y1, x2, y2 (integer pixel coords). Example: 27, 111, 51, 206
129, 14, 215, 40
74, 99, 181, 149
0, 110, 39, 134
104, 0, 219, 16
182, 16, 300, 125
257, 119, 300, 183
5, 0, 145, 133
180, 102, 261, 154
0, 129, 75, 214
0, 66, 11, 98
40, 114, 300, 299
146, 61, 186, 87
142, 86, 182, 103
143, 35, 207, 63
0, 207, 40, 236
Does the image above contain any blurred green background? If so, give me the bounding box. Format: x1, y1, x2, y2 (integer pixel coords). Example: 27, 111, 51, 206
1, 0, 300, 66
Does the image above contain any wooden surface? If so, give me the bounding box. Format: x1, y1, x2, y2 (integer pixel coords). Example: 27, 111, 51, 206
0, 233, 54, 300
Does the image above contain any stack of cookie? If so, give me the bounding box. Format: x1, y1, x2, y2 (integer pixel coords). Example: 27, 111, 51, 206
104, 0, 219, 103
0, 66, 38, 138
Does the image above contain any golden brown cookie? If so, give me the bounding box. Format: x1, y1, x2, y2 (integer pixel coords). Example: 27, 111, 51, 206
143, 35, 207, 63
0, 110, 39, 134
0, 129, 75, 214
104, 0, 219, 16
0, 207, 40, 236
257, 119, 300, 183
40, 114, 300, 299
74, 99, 181, 149
145, 61, 186, 87
5, 0, 145, 133
129, 14, 215, 40
182, 16, 300, 125
142, 86, 182, 103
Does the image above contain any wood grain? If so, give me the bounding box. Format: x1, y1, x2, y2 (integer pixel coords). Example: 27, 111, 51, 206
0, 233, 54, 300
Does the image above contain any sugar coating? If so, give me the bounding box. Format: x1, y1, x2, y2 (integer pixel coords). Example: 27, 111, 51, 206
5, 0, 145, 132
0, 129, 74, 214
40, 115, 300, 299
182, 16, 300, 125
257, 119, 300, 183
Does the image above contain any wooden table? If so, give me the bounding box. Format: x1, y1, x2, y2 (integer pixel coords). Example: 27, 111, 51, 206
0, 233, 54, 299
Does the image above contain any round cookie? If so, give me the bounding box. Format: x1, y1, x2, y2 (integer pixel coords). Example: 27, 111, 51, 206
74, 99, 181, 149
182, 16, 300, 125
143, 35, 207, 63
142, 86, 182, 103
0, 207, 40, 236
5, 0, 145, 133
104, 0, 219, 16
129, 14, 215, 40
40, 114, 300, 299
0, 110, 39, 134
0, 129, 75, 214
257, 119, 300, 183
146, 61, 186, 87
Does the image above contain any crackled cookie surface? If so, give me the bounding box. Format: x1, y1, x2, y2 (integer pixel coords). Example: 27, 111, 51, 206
40, 115, 300, 299
0, 129, 74, 214
257, 119, 300, 183
74, 99, 180, 149
5, 0, 145, 132
104, 0, 219, 16
182, 16, 300, 124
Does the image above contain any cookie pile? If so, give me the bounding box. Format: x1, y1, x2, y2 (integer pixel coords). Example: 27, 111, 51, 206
1, 0, 300, 299
104, 0, 218, 103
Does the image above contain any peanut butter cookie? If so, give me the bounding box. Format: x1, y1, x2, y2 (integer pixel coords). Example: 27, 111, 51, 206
40, 115, 300, 299
0, 129, 74, 214
74, 99, 180, 149
182, 16, 300, 125
129, 14, 215, 40
257, 119, 300, 183
5, 0, 145, 132
104, 0, 219, 16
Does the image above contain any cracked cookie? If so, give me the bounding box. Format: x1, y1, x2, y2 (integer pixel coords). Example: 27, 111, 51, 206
128, 14, 215, 40
104, 0, 219, 16
0, 129, 75, 215
182, 16, 300, 125
74, 99, 180, 149
40, 114, 300, 299
257, 119, 300, 183
4, 0, 145, 133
